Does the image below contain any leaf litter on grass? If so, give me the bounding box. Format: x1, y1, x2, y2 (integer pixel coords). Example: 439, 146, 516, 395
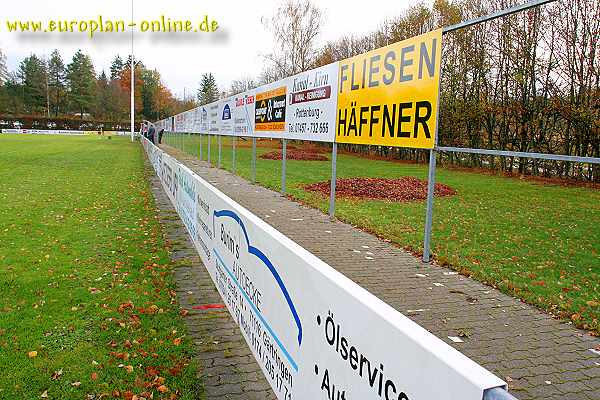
304, 177, 456, 202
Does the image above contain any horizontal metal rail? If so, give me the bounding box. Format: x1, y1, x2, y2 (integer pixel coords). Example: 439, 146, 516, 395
442, 0, 557, 34
436, 146, 600, 164
483, 387, 519, 400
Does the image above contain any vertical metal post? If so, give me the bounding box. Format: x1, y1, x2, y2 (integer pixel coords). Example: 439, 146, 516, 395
251, 137, 257, 183
218, 135, 222, 168
199, 134, 203, 160
207, 135, 211, 165
422, 59, 443, 263
423, 149, 437, 263
183, 132, 187, 154
328, 142, 338, 219
281, 139, 287, 194
232, 136, 236, 174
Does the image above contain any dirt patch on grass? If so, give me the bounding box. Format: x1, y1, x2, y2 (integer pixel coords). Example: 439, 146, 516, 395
304, 177, 457, 202
260, 149, 329, 161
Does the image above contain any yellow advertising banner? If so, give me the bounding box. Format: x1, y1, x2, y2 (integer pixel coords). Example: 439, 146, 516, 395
336, 29, 442, 149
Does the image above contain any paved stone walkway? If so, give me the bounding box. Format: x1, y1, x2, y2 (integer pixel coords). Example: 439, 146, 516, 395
151, 145, 600, 400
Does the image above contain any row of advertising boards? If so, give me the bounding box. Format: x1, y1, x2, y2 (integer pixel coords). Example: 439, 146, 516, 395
142, 135, 506, 400
155, 30, 442, 150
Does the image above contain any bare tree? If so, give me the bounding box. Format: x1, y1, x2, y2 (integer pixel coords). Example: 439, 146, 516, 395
228, 77, 257, 96
263, 0, 322, 79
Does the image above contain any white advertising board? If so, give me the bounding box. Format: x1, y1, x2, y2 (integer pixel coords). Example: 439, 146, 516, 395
187, 110, 195, 132
199, 106, 209, 133
232, 91, 255, 136
183, 111, 190, 132
142, 137, 507, 400
282, 63, 338, 142
175, 113, 185, 132
218, 97, 235, 136
192, 107, 203, 133
208, 103, 220, 135
2, 129, 87, 135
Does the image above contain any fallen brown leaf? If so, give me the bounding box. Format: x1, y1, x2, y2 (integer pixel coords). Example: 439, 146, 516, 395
157, 385, 169, 393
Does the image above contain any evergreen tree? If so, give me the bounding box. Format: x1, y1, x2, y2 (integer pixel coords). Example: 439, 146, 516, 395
124, 55, 144, 70
95, 70, 110, 119
141, 68, 161, 120
197, 73, 219, 105
110, 55, 124, 81
66, 50, 96, 118
1, 72, 25, 114
18, 54, 47, 114
48, 49, 66, 116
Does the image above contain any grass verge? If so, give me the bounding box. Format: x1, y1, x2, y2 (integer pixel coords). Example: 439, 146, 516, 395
0, 134, 201, 399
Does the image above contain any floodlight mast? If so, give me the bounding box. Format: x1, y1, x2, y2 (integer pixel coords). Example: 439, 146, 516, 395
130, 0, 134, 142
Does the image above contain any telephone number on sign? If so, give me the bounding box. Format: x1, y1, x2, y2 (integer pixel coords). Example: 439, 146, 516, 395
288, 122, 329, 134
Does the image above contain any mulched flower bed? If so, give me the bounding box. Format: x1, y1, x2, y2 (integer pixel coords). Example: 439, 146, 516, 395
260, 149, 329, 161
303, 177, 457, 202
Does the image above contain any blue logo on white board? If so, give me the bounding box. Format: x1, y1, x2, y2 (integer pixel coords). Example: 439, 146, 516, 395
222, 104, 231, 120
212, 209, 302, 372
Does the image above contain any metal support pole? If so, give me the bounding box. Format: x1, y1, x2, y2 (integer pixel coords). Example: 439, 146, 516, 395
199, 134, 203, 160
436, 146, 600, 165
251, 137, 257, 183
183, 132, 187, 154
232, 136, 236, 174
328, 142, 338, 219
218, 135, 222, 168
423, 149, 437, 263
207, 135, 211, 165
442, 0, 556, 33
281, 139, 287, 194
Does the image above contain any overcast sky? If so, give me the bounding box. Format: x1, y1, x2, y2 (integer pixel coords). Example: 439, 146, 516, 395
1, 0, 419, 98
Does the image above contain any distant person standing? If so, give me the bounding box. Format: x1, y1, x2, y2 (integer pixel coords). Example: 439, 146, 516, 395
140, 122, 148, 139
158, 128, 164, 144
148, 124, 156, 144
